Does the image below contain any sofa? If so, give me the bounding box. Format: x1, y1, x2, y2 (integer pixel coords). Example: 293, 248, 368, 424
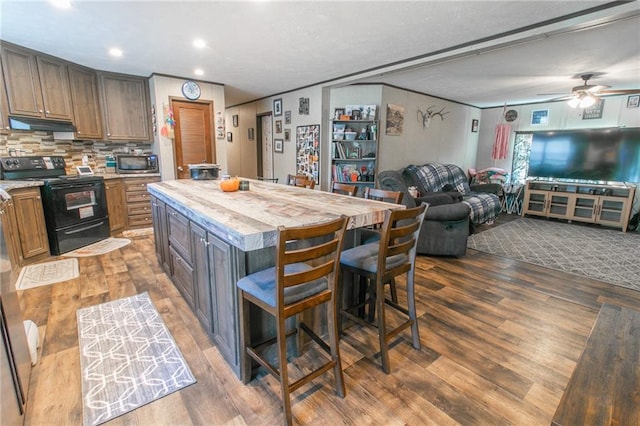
378, 163, 502, 242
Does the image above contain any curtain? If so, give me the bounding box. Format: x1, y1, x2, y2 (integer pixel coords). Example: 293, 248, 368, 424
492, 123, 511, 160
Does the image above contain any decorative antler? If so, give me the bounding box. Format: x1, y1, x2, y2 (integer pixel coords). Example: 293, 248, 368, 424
417, 106, 450, 129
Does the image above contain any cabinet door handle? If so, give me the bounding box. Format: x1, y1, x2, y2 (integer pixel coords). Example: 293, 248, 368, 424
200, 237, 210, 247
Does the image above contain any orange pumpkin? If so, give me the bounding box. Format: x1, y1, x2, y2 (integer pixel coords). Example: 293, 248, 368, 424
220, 177, 240, 192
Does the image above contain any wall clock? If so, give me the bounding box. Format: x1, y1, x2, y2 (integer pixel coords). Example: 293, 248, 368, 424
181, 80, 201, 100
504, 109, 518, 122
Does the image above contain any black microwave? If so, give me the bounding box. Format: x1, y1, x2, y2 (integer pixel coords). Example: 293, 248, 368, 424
116, 155, 159, 174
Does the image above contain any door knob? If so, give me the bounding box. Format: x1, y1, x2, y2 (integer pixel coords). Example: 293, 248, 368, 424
178, 166, 184, 172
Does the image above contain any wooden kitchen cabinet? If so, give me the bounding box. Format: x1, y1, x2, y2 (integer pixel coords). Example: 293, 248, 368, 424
7, 187, 50, 265
0, 44, 73, 121
99, 72, 151, 141
104, 178, 125, 234
0, 63, 9, 133
150, 196, 170, 272
68, 65, 103, 140
167, 206, 195, 306
123, 176, 159, 229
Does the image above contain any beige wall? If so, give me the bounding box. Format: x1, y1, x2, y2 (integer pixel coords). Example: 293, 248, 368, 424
148, 75, 226, 180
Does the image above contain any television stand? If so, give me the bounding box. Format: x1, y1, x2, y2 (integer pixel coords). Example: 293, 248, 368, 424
522, 181, 636, 232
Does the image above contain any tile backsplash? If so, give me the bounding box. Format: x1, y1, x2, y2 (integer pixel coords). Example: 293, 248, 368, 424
0, 131, 152, 174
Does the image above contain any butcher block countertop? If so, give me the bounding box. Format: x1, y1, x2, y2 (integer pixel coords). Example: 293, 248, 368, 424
148, 178, 402, 252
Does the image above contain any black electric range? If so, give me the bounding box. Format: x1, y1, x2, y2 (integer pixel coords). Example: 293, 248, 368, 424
0, 156, 110, 254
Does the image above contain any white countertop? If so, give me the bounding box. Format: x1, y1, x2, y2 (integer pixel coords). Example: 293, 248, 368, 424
148, 178, 402, 251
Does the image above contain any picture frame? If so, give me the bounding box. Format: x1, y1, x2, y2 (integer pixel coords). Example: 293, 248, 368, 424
248, 128, 254, 141
582, 99, 605, 120
274, 98, 283, 116
232, 114, 238, 127
274, 138, 284, 153
285, 110, 291, 124
627, 95, 639, 108
471, 119, 479, 133
334, 108, 345, 120
531, 109, 549, 125
226, 132, 233, 142
284, 128, 290, 142
299, 97, 309, 115
275, 120, 282, 133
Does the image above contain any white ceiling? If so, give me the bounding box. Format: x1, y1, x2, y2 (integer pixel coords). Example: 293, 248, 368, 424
1, 1, 639, 108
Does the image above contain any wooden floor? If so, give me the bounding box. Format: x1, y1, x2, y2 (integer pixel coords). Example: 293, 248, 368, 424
18, 230, 640, 425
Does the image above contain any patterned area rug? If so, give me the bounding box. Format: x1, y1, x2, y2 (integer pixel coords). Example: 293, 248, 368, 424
61, 238, 131, 257
468, 218, 640, 292
77, 292, 196, 426
16, 258, 79, 290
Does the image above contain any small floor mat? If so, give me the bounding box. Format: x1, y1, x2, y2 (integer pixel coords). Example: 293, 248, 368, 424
61, 238, 131, 257
16, 258, 79, 290
122, 227, 154, 238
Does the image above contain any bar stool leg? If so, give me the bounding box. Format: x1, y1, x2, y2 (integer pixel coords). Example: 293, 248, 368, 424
407, 269, 421, 349
239, 296, 252, 384
327, 300, 346, 397
375, 277, 391, 374
277, 316, 293, 426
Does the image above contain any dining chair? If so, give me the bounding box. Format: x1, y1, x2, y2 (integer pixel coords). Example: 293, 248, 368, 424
339, 203, 427, 373
363, 187, 403, 204
331, 182, 358, 196
286, 174, 315, 189
257, 176, 279, 183
237, 216, 349, 425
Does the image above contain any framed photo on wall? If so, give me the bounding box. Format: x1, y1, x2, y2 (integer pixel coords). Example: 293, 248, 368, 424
627, 95, 639, 108
582, 99, 604, 120
284, 128, 291, 141
226, 132, 233, 142
232, 114, 238, 127
275, 120, 282, 133
274, 98, 283, 116
285, 110, 291, 124
471, 119, 479, 132
531, 109, 549, 125
274, 138, 284, 153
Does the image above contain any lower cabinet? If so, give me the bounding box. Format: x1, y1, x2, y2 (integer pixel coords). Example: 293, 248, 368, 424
104, 178, 125, 234
4, 187, 50, 266
123, 177, 159, 229
154, 201, 240, 373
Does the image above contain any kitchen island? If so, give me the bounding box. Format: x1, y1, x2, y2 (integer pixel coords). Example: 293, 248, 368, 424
148, 179, 402, 378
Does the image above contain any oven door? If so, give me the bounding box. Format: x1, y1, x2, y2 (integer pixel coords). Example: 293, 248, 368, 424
43, 181, 108, 230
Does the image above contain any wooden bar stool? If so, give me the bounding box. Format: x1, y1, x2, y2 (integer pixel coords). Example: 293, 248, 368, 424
363, 187, 403, 204
331, 182, 358, 196
339, 203, 427, 373
237, 216, 348, 425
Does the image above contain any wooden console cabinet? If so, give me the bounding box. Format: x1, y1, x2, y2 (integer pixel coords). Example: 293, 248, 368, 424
522, 181, 636, 232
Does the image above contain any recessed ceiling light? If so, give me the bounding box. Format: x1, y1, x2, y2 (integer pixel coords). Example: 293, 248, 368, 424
109, 48, 123, 57
50, 0, 72, 9
193, 39, 206, 49
194, 69, 205, 76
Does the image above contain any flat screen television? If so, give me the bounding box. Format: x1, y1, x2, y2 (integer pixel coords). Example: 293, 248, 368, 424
527, 127, 640, 183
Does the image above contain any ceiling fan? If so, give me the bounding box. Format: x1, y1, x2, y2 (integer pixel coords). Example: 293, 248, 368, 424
540, 73, 640, 108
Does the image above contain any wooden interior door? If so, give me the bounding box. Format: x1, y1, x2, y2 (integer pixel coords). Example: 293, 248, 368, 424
172, 99, 214, 179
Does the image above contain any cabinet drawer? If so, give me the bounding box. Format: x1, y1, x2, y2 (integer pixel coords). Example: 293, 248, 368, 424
169, 246, 194, 307
127, 214, 153, 228
127, 202, 151, 216
167, 206, 191, 262
126, 191, 151, 204
124, 178, 159, 192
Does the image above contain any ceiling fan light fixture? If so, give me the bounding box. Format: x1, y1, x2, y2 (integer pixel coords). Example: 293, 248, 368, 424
579, 94, 596, 108
567, 97, 581, 108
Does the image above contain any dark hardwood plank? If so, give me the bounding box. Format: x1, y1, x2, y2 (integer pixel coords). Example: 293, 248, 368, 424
15, 232, 640, 425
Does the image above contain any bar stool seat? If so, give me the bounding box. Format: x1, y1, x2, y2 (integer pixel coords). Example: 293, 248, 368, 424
339, 203, 427, 374
237, 215, 348, 426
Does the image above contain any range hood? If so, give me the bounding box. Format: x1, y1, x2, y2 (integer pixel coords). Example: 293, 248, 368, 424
9, 116, 77, 133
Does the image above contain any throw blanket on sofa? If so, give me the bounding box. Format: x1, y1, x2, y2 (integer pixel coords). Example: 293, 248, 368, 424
405, 163, 501, 225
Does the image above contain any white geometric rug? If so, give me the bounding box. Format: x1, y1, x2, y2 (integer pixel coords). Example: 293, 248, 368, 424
16, 258, 79, 290
122, 227, 154, 238
77, 292, 196, 426
61, 238, 131, 257
468, 217, 640, 291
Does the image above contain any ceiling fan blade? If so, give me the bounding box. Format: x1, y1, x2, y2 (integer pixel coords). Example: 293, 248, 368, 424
598, 89, 640, 95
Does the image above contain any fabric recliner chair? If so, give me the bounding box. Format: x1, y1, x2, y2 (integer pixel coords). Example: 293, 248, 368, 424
377, 170, 471, 257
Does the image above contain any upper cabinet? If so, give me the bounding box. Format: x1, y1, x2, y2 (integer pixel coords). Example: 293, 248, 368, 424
68, 65, 103, 140
0, 44, 73, 121
0, 62, 10, 133
99, 72, 151, 141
